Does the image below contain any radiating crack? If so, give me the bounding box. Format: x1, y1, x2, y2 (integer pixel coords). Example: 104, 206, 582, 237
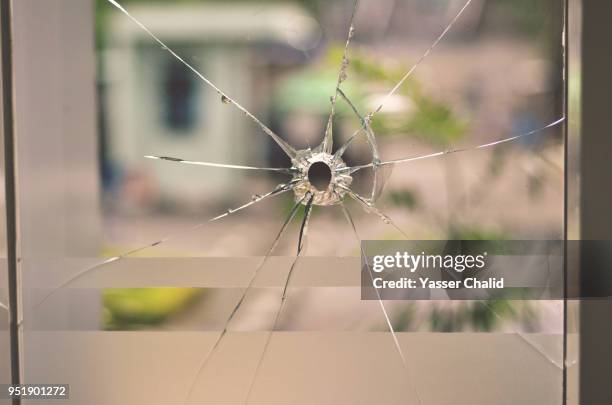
480, 300, 564, 370
434, 255, 565, 370
333, 88, 370, 158
320, 0, 360, 155
370, 0, 475, 118
34, 180, 298, 309
209, 180, 299, 222
183, 194, 309, 405
341, 117, 566, 174
242, 193, 314, 405
341, 203, 423, 405
145, 155, 295, 173
330, 0, 475, 153
341, 185, 410, 239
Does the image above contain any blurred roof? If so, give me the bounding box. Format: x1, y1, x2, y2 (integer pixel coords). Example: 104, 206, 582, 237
108, 3, 320, 49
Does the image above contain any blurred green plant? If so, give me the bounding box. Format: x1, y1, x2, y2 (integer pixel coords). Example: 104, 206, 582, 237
447, 225, 508, 241
491, 0, 554, 37
428, 299, 537, 332
103, 287, 201, 330
330, 47, 468, 147
387, 189, 418, 210
417, 228, 537, 333
391, 306, 416, 332
272, 45, 468, 148
390, 299, 539, 333
398, 99, 467, 147
274, 69, 364, 116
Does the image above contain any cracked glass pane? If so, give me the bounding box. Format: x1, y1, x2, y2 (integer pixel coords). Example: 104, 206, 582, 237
17, 0, 567, 404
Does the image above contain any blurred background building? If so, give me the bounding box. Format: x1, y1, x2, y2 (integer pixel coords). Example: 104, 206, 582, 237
102, 3, 319, 207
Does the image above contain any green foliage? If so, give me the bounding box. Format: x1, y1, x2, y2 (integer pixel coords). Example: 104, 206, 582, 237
332, 47, 468, 147
277, 45, 469, 147
391, 306, 415, 332
337, 48, 403, 85
400, 98, 467, 147
488, 148, 507, 178
275, 69, 364, 115
428, 300, 521, 332
387, 188, 418, 210
527, 172, 545, 199
492, 0, 553, 37
392, 300, 537, 333
447, 225, 509, 241
103, 287, 201, 330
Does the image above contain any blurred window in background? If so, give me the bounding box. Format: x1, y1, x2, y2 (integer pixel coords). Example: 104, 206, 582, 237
162, 58, 199, 133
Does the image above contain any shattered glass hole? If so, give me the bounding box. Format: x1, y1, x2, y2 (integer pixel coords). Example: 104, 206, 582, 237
291, 150, 352, 206
307, 161, 332, 191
